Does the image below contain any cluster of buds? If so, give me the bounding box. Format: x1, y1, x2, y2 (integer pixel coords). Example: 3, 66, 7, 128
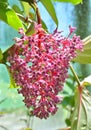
7, 24, 83, 119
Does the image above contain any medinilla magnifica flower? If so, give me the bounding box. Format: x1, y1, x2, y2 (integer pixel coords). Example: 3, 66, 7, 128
7, 23, 83, 119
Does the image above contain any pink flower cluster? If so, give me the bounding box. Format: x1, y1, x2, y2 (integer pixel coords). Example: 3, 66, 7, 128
7, 24, 83, 119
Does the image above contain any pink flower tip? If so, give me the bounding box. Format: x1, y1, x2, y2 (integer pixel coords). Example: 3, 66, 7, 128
69, 25, 76, 34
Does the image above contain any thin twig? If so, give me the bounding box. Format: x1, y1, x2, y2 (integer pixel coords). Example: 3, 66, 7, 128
16, 13, 33, 23
58, 127, 71, 130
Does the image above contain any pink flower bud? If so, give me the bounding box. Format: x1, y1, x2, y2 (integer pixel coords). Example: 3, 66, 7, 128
69, 25, 76, 34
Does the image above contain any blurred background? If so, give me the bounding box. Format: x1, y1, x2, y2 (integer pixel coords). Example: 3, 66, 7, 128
0, 0, 91, 130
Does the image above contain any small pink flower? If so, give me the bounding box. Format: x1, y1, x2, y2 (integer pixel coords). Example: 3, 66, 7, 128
18, 28, 25, 36
69, 25, 76, 34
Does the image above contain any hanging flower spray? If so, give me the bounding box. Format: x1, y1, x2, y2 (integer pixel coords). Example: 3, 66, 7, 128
7, 23, 83, 119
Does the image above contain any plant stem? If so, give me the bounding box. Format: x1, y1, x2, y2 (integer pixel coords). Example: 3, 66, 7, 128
16, 13, 33, 23
70, 63, 81, 86
26, 110, 31, 129
29, 0, 41, 24
60, 127, 71, 130
27, 115, 31, 128
30, 116, 34, 129
34, 1, 41, 24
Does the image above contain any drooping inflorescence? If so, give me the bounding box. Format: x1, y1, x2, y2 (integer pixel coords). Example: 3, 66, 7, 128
7, 24, 83, 119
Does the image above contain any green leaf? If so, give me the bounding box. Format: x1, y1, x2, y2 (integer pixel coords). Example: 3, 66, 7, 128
0, 49, 3, 62
81, 75, 91, 93
0, 0, 8, 4
42, 20, 48, 31
40, 0, 58, 26
12, 5, 23, 14
21, 1, 31, 16
81, 75, 91, 87
53, 0, 82, 5
25, 128, 32, 130
9, 73, 18, 88
19, 0, 34, 4
6, 67, 19, 88
62, 95, 74, 107
71, 87, 91, 130
73, 35, 91, 64
0, 1, 24, 30
0, 98, 6, 104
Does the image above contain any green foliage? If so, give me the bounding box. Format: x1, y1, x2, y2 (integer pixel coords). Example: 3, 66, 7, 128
0, 49, 3, 62
0, 0, 24, 30
25, 128, 32, 130
0, 82, 24, 111
7, 67, 19, 88
81, 75, 91, 87
19, 0, 34, 4
73, 35, 91, 64
0, 64, 24, 111
21, 1, 31, 16
53, 0, 82, 4
0, 98, 6, 104
9, 73, 19, 88
12, 4, 23, 14
71, 87, 91, 130
42, 20, 48, 30
0, 0, 8, 4
40, 0, 58, 26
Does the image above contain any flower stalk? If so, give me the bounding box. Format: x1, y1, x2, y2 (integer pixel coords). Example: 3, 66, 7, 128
34, 2, 41, 24
28, 0, 41, 24
70, 63, 81, 86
